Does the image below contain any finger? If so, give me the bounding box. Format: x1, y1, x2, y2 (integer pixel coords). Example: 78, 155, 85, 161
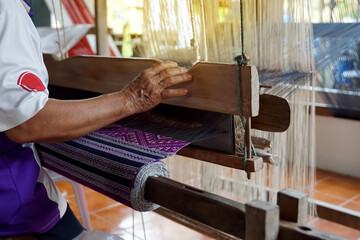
148, 61, 178, 76
161, 88, 189, 99
161, 73, 192, 88
156, 67, 188, 82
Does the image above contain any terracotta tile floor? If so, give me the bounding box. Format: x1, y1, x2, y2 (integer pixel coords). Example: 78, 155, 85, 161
56, 169, 360, 240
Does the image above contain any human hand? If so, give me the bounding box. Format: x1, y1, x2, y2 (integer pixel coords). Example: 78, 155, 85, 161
124, 61, 192, 114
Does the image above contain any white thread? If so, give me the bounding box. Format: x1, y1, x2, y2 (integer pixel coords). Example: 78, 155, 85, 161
51, 0, 64, 59
59, 0, 69, 59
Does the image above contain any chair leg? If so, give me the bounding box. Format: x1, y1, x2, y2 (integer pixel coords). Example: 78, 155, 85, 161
71, 181, 92, 230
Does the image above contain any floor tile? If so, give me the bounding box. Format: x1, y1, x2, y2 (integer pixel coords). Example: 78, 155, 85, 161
83, 186, 96, 193
94, 205, 216, 240
90, 213, 121, 233
67, 195, 81, 218
113, 229, 142, 240
354, 194, 360, 204
190, 234, 216, 240
127, 212, 207, 240
313, 218, 360, 240
342, 200, 360, 212
315, 175, 360, 200
91, 204, 154, 230
56, 181, 75, 199
315, 169, 334, 182
85, 190, 120, 212
315, 191, 347, 206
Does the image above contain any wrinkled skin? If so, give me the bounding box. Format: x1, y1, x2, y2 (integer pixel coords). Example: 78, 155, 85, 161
125, 61, 191, 113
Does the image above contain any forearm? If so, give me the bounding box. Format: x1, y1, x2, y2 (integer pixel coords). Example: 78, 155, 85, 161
5, 61, 191, 143
5, 90, 135, 143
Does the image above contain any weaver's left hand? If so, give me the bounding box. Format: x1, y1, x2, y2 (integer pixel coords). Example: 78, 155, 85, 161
123, 61, 192, 114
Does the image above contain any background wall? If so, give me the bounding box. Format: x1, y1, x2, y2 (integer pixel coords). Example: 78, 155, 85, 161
316, 115, 360, 177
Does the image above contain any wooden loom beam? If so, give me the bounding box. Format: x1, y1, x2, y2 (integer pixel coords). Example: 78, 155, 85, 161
177, 146, 263, 172
44, 54, 291, 133
315, 200, 360, 231
145, 177, 347, 240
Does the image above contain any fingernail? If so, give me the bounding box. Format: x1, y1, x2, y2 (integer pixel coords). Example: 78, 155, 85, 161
181, 67, 188, 73
186, 74, 192, 79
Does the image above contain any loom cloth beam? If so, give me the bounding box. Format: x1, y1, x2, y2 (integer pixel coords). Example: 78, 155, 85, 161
145, 176, 347, 240
44, 54, 291, 133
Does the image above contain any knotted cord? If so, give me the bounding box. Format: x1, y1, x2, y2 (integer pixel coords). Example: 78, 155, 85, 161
234, 0, 256, 176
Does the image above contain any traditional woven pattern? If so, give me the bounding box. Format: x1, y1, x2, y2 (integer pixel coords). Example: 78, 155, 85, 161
37, 124, 189, 211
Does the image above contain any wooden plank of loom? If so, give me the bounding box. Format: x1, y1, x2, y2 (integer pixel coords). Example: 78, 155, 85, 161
44, 55, 238, 114
252, 186, 360, 231
145, 176, 247, 238
145, 176, 347, 240
44, 55, 291, 132
257, 186, 360, 231
252, 94, 291, 132
315, 200, 360, 231
177, 146, 264, 172
278, 220, 347, 240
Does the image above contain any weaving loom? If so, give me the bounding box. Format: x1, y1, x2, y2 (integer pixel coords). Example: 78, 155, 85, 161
32, 0, 360, 239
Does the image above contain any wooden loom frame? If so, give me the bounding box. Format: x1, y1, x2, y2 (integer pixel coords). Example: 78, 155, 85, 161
27, 1, 360, 239
43, 52, 360, 239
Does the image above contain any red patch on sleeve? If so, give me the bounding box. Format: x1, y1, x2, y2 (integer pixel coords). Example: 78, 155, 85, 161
17, 72, 46, 92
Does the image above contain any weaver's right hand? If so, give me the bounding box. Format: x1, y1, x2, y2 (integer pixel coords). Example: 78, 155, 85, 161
123, 61, 192, 114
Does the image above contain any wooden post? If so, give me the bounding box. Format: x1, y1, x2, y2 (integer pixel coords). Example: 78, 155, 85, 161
277, 189, 308, 225
95, 0, 110, 56
245, 200, 279, 240
239, 65, 259, 118
240, 64, 259, 179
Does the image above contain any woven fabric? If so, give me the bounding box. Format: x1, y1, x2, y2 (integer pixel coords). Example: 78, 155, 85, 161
37, 124, 189, 211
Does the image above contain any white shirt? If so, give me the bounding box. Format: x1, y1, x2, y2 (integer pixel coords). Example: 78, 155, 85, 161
0, 0, 49, 131
0, 0, 67, 235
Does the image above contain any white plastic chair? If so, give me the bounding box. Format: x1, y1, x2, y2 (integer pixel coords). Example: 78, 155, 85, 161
46, 169, 92, 230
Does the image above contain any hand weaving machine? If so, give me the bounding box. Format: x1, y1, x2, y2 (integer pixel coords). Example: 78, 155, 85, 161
37, 56, 352, 240
38, 53, 315, 239
33, 0, 360, 239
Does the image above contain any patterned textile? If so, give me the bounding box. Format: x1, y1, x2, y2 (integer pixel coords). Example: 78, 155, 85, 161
37, 124, 189, 211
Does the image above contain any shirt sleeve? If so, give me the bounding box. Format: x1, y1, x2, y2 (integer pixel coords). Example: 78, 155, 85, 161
0, 0, 49, 132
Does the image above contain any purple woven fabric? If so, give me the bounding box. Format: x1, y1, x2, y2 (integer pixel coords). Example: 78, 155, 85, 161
96, 125, 190, 154
37, 124, 189, 211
